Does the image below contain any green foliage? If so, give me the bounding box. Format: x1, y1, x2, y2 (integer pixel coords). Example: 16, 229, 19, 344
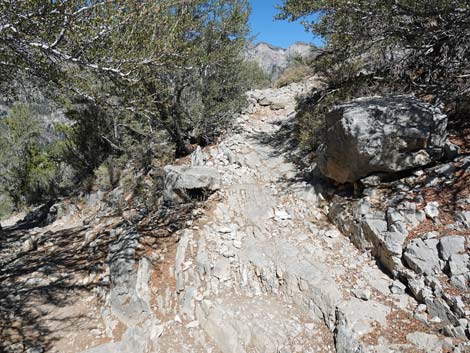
2, 0, 253, 157
274, 63, 314, 88
52, 0, 253, 156
0, 193, 14, 220
94, 164, 113, 192
0, 104, 60, 207
277, 0, 470, 150
278, 0, 470, 100
62, 102, 114, 177
240, 61, 271, 89
0, 1, 258, 208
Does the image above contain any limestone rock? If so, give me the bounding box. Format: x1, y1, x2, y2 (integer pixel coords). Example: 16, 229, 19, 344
403, 238, 441, 275
457, 211, 470, 229
258, 96, 272, 106
406, 332, 445, 353
389, 280, 407, 294
444, 141, 460, 160
20, 237, 35, 253
244, 41, 317, 80
438, 236, 466, 261
334, 309, 365, 353
190, 146, 208, 167
442, 323, 467, 339
109, 233, 152, 326
318, 96, 447, 183
270, 102, 285, 110
424, 202, 440, 220
425, 297, 459, 325
164, 165, 221, 191
81, 327, 148, 353
447, 254, 470, 276
212, 258, 232, 282
351, 288, 372, 301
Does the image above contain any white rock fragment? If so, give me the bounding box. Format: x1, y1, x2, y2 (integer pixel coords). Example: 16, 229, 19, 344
351, 288, 372, 301
274, 209, 292, 220
424, 202, 440, 220
185, 320, 200, 329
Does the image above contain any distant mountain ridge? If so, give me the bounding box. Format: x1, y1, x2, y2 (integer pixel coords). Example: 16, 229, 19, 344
245, 41, 319, 80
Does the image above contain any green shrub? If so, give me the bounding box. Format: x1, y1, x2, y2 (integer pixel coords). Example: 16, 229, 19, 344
94, 164, 113, 191
93, 155, 129, 191
0, 104, 63, 207
274, 64, 313, 88
294, 59, 392, 150
63, 102, 114, 177
0, 193, 14, 220
241, 61, 271, 89
278, 0, 470, 130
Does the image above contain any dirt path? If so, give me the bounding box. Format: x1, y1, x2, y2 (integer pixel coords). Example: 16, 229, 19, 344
143, 85, 448, 353
2, 83, 454, 353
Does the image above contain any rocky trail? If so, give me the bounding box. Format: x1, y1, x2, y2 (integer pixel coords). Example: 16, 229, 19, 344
1, 82, 469, 353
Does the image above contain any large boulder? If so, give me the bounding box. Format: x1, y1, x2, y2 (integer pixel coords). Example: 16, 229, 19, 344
164, 165, 221, 191
163, 165, 221, 202
318, 96, 448, 183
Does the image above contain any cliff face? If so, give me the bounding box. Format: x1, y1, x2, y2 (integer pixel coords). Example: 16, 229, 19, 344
0, 84, 67, 129
245, 41, 318, 80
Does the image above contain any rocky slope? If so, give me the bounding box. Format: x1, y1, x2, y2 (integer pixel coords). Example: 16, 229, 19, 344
245, 42, 317, 80
1, 81, 469, 353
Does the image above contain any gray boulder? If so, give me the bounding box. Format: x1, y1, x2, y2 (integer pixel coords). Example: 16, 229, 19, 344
81, 327, 148, 353
403, 238, 441, 275
406, 332, 447, 353
258, 96, 272, 106
447, 254, 470, 276
424, 202, 440, 220
164, 165, 220, 190
163, 165, 221, 202
318, 96, 448, 183
425, 297, 460, 325
438, 236, 466, 261
444, 141, 460, 160
109, 235, 152, 327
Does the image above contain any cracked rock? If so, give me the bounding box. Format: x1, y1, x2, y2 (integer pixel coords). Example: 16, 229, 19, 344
447, 254, 470, 276
424, 202, 440, 220
438, 236, 466, 261
404, 238, 441, 275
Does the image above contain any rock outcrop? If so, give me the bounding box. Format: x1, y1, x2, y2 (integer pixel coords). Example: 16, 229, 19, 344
318, 96, 448, 183
244, 78, 321, 115
328, 155, 470, 342
245, 41, 318, 80
81, 84, 463, 353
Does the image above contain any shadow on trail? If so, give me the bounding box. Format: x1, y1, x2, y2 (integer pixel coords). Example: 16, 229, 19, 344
0, 196, 205, 352
0, 221, 113, 353
249, 110, 470, 214
248, 115, 346, 194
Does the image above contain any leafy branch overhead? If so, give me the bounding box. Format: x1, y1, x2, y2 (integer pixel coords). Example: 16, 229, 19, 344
277, 0, 470, 101
1, 0, 253, 156
0, 0, 262, 211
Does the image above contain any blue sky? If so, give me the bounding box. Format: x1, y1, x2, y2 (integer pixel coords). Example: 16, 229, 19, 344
249, 1, 323, 48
